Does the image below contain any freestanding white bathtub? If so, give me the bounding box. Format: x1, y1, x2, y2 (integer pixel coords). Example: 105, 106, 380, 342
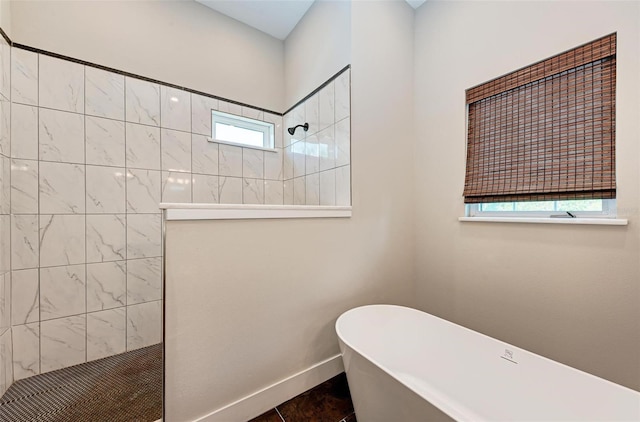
336, 305, 640, 421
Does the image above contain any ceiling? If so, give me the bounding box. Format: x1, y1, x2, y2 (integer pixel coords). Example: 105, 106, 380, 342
195, 0, 315, 40
196, 0, 427, 41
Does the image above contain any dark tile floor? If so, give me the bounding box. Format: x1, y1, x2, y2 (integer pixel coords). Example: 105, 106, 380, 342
249, 373, 356, 422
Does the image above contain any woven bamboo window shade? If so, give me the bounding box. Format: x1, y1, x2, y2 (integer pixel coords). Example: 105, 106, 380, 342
463, 34, 616, 204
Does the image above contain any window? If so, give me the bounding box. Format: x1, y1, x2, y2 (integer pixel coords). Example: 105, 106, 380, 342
463, 34, 617, 218
467, 199, 615, 218
211, 110, 275, 149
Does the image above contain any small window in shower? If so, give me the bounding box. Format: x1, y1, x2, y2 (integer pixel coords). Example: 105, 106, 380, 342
211, 110, 275, 149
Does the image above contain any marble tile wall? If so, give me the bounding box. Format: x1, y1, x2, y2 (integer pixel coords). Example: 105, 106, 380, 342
283, 69, 351, 206
8, 48, 166, 380
0, 33, 12, 397
8, 44, 350, 382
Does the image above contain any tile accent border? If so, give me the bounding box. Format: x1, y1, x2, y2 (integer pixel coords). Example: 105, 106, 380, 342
13, 42, 282, 116
283, 65, 351, 116
6, 31, 351, 119
0, 27, 9, 46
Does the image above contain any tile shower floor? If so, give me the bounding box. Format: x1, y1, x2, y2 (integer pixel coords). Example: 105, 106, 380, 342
0, 344, 162, 422
250, 373, 356, 422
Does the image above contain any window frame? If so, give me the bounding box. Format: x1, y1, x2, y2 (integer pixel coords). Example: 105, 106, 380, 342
211, 110, 275, 150
466, 199, 617, 218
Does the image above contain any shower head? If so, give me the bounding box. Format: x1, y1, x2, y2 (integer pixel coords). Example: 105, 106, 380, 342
287, 123, 309, 136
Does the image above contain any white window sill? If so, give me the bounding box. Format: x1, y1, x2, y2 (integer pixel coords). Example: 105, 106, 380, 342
160, 203, 352, 221
459, 217, 628, 226
207, 137, 277, 153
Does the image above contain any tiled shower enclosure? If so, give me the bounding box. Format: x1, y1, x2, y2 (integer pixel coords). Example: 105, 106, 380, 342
2, 38, 350, 392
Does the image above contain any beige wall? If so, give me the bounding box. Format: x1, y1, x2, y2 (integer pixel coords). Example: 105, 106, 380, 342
10, 0, 285, 111
284, 0, 351, 107
0, 0, 10, 38
164, 1, 415, 420
414, 1, 640, 391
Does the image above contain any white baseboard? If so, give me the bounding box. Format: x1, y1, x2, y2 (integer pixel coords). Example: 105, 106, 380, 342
195, 354, 344, 422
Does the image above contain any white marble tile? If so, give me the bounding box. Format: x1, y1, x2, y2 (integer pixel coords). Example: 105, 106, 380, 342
319, 81, 335, 132
39, 108, 85, 164
318, 126, 336, 172
192, 134, 218, 176
126, 301, 162, 351
242, 148, 264, 179
162, 171, 192, 203
320, 169, 336, 206
39, 55, 84, 113
0, 215, 8, 272
283, 180, 293, 205
192, 174, 219, 204
39, 215, 85, 267
85, 67, 125, 120
40, 264, 85, 321
86, 214, 126, 263
305, 94, 319, 135
87, 261, 126, 312
283, 144, 294, 181
292, 141, 306, 178
0, 99, 9, 157
319, 169, 336, 206
87, 308, 126, 361
11, 269, 39, 325
0, 39, 9, 101
264, 180, 283, 205
305, 134, 320, 175
0, 328, 11, 396
336, 165, 351, 206
161, 128, 191, 172
293, 176, 306, 205
335, 117, 351, 168
126, 123, 161, 170
243, 178, 264, 205
191, 94, 218, 136
263, 113, 283, 148
305, 173, 320, 206
219, 144, 243, 177
126, 169, 161, 213
283, 112, 293, 148
127, 257, 161, 305
12, 323, 40, 380
264, 148, 283, 181
0, 155, 8, 214
0, 273, 8, 330
127, 214, 161, 259
11, 215, 39, 270
293, 103, 305, 128
335, 70, 350, 122
11, 48, 38, 106
125, 77, 160, 126
218, 100, 242, 115
161, 86, 190, 132
86, 165, 126, 214
85, 116, 125, 167
11, 104, 38, 160
39, 162, 85, 214
41, 315, 86, 373
219, 176, 242, 204
242, 107, 263, 120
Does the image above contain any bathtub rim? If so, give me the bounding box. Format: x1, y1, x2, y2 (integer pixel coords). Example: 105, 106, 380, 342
335, 304, 640, 421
